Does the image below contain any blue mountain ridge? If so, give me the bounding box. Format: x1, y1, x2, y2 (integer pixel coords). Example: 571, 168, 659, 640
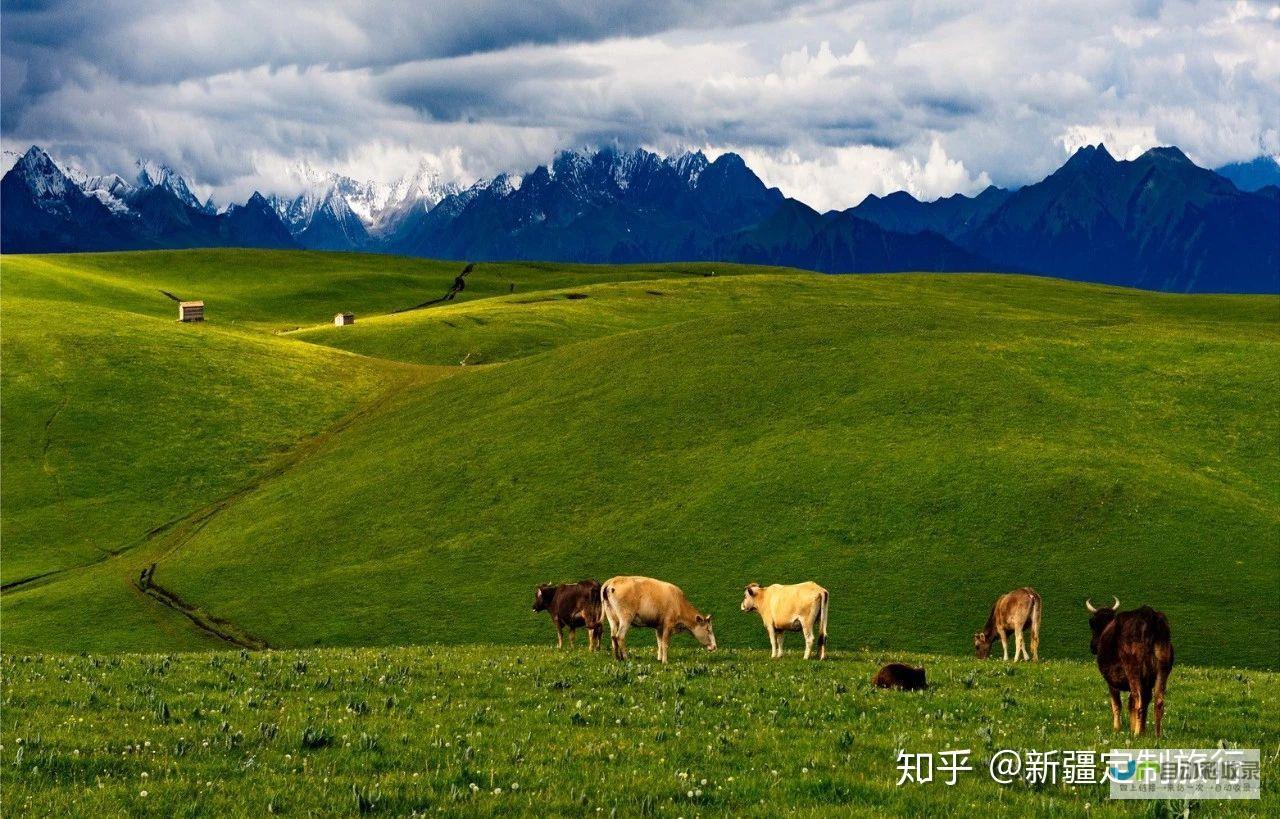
3, 143, 1276, 293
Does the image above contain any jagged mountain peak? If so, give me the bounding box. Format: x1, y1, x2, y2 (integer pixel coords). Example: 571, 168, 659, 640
13, 145, 73, 199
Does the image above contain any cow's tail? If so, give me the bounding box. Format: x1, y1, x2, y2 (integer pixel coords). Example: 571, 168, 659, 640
816, 589, 830, 659
1029, 589, 1042, 661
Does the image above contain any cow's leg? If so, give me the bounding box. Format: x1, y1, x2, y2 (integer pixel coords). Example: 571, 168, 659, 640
1013, 629, 1025, 662
657, 626, 672, 664
801, 619, 815, 660
764, 624, 778, 658
1108, 686, 1123, 731
998, 628, 1009, 661
1138, 682, 1153, 737
775, 630, 785, 658
613, 620, 630, 662
1153, 666, 1168, 738
568, 627, 577, 648
1126, 670, 1145, 734
554, 620, 564, 649
1030, 622, 1040, 662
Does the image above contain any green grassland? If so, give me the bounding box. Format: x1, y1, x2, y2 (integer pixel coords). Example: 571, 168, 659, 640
1, 250, 1277, 669
3, 249, 1278, 815
3, 646, 1277, 816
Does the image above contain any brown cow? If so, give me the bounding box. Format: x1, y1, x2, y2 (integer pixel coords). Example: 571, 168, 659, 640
1085, 598, 1174, 737
974, 587, 1041, 661
741, 582, 829, 659
532, 580, 602, 650
600, 576, 716, 663
873, 663, 928, 691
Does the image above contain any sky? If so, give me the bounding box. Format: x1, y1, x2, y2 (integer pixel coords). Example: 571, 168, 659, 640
2, 0, 1278, 210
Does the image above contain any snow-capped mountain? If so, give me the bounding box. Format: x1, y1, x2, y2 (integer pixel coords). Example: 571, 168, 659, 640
135, 159, 207, 211
269, 159, 461, 247
3, 143, 1277, 293
1, 145, 294, 253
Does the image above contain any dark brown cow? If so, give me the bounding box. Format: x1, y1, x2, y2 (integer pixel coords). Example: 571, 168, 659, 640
872, 663, 928, 691
1085, 597, 1174, 737
532, 580, 602, 650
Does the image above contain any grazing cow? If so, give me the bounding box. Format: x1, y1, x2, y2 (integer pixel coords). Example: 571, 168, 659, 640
1085, 598, 1174, 737
740, 582, 830, 659
599, 576, 716, 663
873, 663, 928, 691
974, 587, 1042, 662
531, 580, 602, 650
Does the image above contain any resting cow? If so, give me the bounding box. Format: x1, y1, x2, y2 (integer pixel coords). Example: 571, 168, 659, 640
600, 576, 716, 663
740, 581, 829, 659
873, 663, 927, 691
532, 580, 602, 650
1085, 597, 1174, 737
974, 587, 1041, 662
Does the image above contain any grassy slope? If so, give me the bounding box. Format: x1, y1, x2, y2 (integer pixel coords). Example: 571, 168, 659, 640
1, 251, 777, 332
165, 274, 1278, 668
0, 252, 785, 650
2, 252, 1277, 670
2, 646, 1277, 816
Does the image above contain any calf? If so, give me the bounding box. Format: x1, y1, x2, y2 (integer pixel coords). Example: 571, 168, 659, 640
600, 576, 716, 663
873, 663, 928, 691
974, 587, 1041, 662
532, 580, 602, 650
740, 581, 829, 659
1085, 598, 1174, 737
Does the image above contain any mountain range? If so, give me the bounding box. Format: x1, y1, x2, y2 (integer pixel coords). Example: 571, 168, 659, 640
2, 144, 1276, 293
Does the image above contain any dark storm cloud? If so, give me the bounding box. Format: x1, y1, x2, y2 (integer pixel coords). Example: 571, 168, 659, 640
1, 0, 1274, 212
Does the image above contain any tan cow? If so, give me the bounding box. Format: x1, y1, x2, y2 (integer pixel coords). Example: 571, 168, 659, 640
740, 582, 829, 659
974, 587, 1042, 661
600, 576, 716, 663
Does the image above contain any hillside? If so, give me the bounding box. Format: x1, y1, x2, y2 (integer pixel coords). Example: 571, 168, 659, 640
4, 646, 1277, 815
1, 250, 1277, 669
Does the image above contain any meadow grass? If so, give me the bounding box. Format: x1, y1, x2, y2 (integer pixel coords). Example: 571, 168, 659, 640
2, 645, 1276, 816
162, 274, 1279, 667
1, 252, 1277, 672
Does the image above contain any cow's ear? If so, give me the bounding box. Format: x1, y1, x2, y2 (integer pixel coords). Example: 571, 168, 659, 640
745, 584, 758, 596
695, 614, 706, 625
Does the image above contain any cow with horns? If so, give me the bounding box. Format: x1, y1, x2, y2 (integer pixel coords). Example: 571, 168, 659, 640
1085, 597, 1174, 737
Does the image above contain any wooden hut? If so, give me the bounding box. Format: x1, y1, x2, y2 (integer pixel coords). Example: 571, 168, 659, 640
334, 312, 355, 326
178, 301, 205, 322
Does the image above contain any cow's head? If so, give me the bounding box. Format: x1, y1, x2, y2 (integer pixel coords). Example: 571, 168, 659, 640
973, 631, 993, 659
741, 583, 761, 612
1084, 597, 1120, 654
532, 584, 556, 612
692, 614, 717, 651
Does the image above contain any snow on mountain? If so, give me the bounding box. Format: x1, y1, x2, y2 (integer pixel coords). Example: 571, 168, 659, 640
135, 159, 204, 210
64, 165, 136, 215
13, 146, 73, 202
272, 158, 461, 238
2, 149, 22, 175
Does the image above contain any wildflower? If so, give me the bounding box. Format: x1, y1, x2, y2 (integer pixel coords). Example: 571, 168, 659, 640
139, 791, 148, 798
493, 787, 502, 795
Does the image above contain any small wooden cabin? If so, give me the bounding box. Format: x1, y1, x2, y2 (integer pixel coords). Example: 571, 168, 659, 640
334, 312, 355, 326
178, 301, 205, 322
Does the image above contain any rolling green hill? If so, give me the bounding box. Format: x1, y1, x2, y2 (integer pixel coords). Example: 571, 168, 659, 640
2, 250, 1277, 668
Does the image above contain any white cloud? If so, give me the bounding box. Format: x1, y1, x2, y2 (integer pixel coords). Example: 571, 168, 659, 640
726, 139, 990, 211
1059, 124, 1159, 160
4, 1, 1278, 206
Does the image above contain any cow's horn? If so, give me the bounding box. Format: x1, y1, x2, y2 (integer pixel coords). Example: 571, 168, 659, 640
1111, 596, 1120, 610
1085, 598, 1097, 613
